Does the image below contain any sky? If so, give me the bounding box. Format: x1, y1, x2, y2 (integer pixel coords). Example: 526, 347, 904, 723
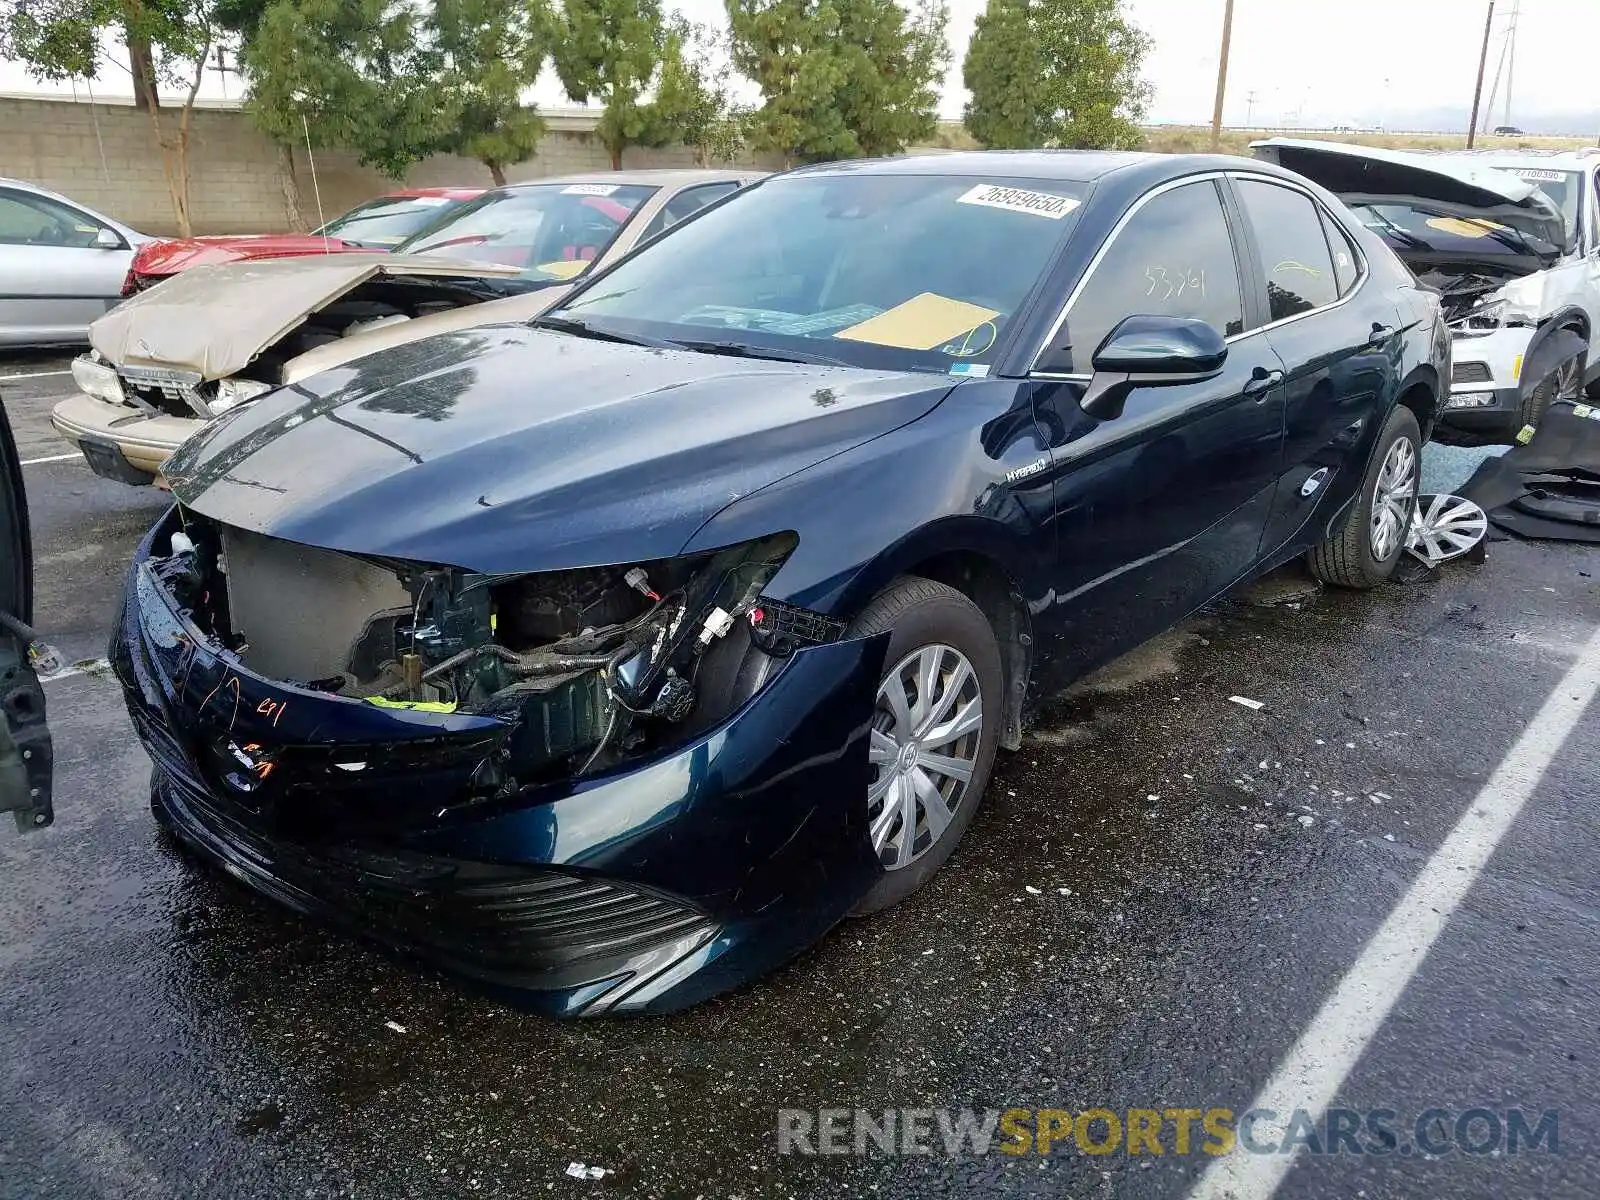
3, 0, 1598, 133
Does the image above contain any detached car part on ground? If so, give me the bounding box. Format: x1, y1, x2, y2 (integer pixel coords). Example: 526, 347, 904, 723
119, 188, 489, 294
51, 170, 759, 485
117, 153, 1447, 1015
1253, 140, 1600, 442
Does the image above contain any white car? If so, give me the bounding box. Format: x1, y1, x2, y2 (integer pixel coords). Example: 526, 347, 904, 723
1253, 140, 1600, 441
0, 178, 149, 347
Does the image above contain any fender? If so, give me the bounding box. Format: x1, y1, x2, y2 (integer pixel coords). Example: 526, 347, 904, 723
679, 379, 1057, 620
1519, 309, 1589, 398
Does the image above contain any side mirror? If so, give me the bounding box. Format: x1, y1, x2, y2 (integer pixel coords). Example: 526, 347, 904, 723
1078, 315, 1228, 421
94, 227, 123, 250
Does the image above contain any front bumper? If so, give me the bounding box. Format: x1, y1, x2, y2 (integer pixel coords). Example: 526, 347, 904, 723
114, 513, 887, 1016
1437, 326, 1533, 439
51, 391, 202, 480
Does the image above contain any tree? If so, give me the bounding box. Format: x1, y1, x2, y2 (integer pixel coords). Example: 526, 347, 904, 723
963, 0, 1151, 150
653, 16, 747, 166
430, 0, 554, 185
962, 0, 1043, 149
242, 0, 450, 182
554, 0, 668, 170
1, 0, 223, 235
726, 0, 948, 166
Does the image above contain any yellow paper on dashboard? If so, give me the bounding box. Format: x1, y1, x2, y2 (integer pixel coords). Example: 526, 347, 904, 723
834, 293, 1001, 351
537, 260, 591, 280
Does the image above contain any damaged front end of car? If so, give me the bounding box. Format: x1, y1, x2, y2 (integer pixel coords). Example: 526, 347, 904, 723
115, 507, 887, 1014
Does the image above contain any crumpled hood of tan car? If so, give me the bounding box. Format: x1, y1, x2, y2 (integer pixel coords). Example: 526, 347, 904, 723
89, 254, 524, 380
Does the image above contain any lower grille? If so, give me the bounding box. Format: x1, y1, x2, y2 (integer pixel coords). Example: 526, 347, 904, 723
1452, 361, 1492, 384
156, 767, 713, 979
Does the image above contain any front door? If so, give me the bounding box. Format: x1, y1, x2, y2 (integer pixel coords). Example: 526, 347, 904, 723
0, 187, 131, 344
1027, 178, 1286, 686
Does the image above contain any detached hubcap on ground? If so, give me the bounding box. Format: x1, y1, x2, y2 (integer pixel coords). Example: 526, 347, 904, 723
867, 644, 983, 870
1370, 436, 1417, 561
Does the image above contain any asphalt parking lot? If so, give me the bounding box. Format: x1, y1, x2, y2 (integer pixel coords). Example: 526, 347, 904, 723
2, 352, 1598, 1200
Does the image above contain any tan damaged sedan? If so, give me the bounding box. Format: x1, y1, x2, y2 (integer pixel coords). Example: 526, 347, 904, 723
51, 168, 761, 484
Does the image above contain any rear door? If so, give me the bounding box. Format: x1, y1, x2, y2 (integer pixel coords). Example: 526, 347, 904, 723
0, 186, 132, 344
1229, 174, 1403, 559
1026, 176, 1288, 684
0, 393, 53, 831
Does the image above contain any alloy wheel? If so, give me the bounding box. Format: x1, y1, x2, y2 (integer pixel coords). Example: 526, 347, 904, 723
1369, 436, 1417, 561
1407, 494, 1489, 566
1554, 356, 1585, 403
866, 643, 983, 871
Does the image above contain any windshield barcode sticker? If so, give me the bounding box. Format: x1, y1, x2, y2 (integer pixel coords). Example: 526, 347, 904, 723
957, 184, 1079, 219
562, 183, 620, 196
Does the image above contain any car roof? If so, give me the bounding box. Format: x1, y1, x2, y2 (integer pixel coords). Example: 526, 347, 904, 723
782, 150, 1288, 188
387, 186, 488, 200
504, 168, 762, 190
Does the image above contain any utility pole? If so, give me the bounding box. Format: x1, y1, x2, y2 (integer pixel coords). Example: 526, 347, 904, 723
1246, 90, 1259, 127
1503, 0, 1519, 129
1209, 0, 1235, 152
1466, 0, 1494, 148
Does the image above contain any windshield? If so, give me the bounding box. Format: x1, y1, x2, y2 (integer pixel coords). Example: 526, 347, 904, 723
394, 184, 658, 281
1350, 198, 1564, 267
318, 195, 472, 248
1501, 168, 1583, 247
551, 174, 1085, 373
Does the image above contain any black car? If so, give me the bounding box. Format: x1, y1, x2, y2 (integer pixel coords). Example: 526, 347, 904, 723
0, 398, 54, 833
115, 152, 1448, 1015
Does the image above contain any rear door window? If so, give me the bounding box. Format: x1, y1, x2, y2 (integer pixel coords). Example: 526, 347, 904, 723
1059, 180, 1246, 372
1319, 209, 1361, 296
1236, 180, 1339, 321
638, 182, 743, 243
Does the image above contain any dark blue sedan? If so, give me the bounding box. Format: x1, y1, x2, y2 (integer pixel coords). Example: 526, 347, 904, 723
115, 152, 1449, 1015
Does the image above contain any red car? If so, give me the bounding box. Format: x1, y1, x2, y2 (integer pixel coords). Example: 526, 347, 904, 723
121, 187, 486, 294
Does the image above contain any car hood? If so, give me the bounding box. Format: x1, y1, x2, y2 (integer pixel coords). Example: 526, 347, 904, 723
1250, 138, 1569, 274
163, 324, 954, 574
89, 254, 527, 381
131, 235, 373, 275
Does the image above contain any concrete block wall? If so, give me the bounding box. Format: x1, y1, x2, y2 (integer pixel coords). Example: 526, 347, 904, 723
0, 96, 755, 236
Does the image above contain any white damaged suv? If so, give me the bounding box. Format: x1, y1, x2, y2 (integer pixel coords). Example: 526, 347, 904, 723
1254, 140, 1600, 442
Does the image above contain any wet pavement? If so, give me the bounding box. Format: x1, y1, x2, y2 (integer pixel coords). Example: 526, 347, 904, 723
3, 354, 1598, 1199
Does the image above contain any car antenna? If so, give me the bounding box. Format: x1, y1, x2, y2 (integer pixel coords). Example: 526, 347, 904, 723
293, 96, 328, 251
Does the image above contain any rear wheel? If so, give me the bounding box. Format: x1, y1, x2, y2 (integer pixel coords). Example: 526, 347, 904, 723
847, 577, 1002, 915
1308, 405, 1421, 588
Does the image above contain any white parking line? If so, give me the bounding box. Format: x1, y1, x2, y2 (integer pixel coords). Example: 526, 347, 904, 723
0, 369, 72, 381
1190, 622, 1600, 1200
40, 658, 111, 684
21, 452, 84, 467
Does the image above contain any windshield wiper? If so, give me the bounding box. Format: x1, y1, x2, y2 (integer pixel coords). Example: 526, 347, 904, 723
531, 315, 677, 349
671, 339, 855, 368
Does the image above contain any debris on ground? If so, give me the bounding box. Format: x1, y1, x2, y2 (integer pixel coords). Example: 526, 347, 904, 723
565, 1163, 613, 1181
384, 1021, 407, 1034
1229, 696, 1265, 711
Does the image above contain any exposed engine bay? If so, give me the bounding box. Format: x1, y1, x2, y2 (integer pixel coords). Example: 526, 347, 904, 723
256, 275, 521, 381
146, 514, 844, 787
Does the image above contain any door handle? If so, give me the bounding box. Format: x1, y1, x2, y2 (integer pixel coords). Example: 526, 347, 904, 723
1243, 366, 1285, 399
1367, 322, 1395, 348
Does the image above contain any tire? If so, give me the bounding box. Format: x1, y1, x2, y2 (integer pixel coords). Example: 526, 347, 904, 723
1520, 350, 1587, 428
1308, 405, 1421, 588
847, 576, 1003, 915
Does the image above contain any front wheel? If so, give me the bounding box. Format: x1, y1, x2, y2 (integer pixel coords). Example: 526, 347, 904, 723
1521, 351, 1587, 429
847, 577, 1003, 915
1308, 405, 1421, 588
